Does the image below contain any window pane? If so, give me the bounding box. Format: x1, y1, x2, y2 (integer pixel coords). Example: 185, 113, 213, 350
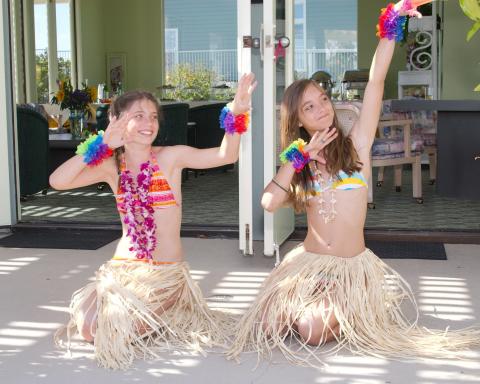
294, 0, 358, 93
164, 0, 237, 100
34, 0, 48, 103
56, 0, 72, 82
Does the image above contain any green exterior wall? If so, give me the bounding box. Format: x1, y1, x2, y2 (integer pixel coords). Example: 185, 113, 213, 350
358, 0, 407, 100
359, 0, 480, 100
442, 0, 480, 100
78, 0, 164, 94
76, 0, 105, 87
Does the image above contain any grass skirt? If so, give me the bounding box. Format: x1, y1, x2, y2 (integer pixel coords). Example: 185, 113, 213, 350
228, 245, 480, 366
56, 260, 232, 370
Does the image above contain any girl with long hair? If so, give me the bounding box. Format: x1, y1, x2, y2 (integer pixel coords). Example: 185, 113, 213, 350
229, 1, 479, 366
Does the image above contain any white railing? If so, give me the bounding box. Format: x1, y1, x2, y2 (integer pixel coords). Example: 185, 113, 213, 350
166, 48, 357, 85
166, 49, 238, 82
35, 49, 71, 62
295, 48, 358, 84
37, 48, 358, 86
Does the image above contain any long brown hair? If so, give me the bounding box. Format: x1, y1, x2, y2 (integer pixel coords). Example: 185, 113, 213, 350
280, 79, 362, 212
108, 91, 162, 172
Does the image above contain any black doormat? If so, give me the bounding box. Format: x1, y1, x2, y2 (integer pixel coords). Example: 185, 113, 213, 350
366, 241, 446, 260
0, 228, 121, 250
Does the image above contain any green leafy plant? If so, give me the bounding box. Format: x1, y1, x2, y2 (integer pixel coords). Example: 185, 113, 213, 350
35, 51, 71, 103
165, 64, 216, 101
459, 0, 480, 91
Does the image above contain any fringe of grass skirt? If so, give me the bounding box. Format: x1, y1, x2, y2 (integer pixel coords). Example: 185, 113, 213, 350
55, 260, 234, 370
228, 245, 480, 367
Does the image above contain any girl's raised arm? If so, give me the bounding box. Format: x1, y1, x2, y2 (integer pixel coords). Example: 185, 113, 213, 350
351, 0, 431, 157
172, 73, 257, 170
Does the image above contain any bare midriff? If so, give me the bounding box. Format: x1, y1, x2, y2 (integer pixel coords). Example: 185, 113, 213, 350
303, 187, 367, 258
114, 204, 184, 262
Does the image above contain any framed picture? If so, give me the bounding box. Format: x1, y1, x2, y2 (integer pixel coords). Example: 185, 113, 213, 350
106, 52, 127, 93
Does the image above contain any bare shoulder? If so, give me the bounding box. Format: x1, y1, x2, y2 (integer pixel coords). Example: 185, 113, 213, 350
153, 145, 183, 169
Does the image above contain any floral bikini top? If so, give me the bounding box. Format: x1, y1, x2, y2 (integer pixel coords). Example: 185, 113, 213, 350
115, 154, 177, 214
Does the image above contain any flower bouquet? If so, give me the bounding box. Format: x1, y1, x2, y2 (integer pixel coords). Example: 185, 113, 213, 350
51, 79, 97, 138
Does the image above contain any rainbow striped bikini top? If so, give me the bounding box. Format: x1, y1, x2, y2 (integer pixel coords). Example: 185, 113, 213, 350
116, 154, 177, 213
307, 169, 368, 198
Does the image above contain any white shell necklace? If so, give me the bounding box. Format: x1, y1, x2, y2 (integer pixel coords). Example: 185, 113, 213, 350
311, 161, 337, 224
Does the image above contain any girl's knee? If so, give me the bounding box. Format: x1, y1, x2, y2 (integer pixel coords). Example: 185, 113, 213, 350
80, 321, 95, 343
296, 317, 339, 346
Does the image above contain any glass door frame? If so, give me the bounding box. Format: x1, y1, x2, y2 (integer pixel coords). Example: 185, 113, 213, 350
263, 0, 295, 257
237, 0, 253, 255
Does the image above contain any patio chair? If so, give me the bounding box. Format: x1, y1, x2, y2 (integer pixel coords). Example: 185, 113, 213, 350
334, 103, 423, 209
154, 102, 189, 146
187, 102, 234, 174
17, 105, 50, 199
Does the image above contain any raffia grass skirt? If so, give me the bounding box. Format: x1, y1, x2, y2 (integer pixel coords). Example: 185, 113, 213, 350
55, 259, 233, 370
228, 245, 480, 366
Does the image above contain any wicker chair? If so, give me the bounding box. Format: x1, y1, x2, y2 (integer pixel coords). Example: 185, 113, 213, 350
334, 103, 423, 209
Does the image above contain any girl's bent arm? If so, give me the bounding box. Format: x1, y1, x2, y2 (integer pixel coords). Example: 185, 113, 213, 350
49, 155, 115, 190
262, 162, 296, 212
172, 132, 242, 170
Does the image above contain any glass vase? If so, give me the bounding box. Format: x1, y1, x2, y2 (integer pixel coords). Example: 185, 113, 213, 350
69, 109, 85, 139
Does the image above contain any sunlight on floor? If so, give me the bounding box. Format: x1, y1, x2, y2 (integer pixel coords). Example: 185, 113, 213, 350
21, 205, 99, 218
190, 270, 210, 281
0, 321, 62, 349
0, 256, 40, 275
418, 276, 475, 321
206, 270, 269, 312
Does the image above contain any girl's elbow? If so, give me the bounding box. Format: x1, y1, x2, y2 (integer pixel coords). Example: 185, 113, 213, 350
49, 174, 67, 190
49, 175, 59, 190
226, 149, 239, 164
261, 195, 278, 213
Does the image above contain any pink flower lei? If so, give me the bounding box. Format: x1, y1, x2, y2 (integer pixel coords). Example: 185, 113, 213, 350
120, 160, 158, 260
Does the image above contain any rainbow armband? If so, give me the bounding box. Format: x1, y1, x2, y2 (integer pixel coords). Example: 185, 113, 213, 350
76, 131, 113, 166
279, 139, 310, 173
376, 3, 407, 42
219, 103, 250, 135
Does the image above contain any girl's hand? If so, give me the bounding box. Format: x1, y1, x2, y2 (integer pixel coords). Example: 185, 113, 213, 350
230, 73, 257, 115
304, 128, 338, 164
395, 0, 432, 18
103, 112, 132, 149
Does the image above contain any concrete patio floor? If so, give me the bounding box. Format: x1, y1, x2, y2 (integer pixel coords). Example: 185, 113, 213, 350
1, 237, 479, 384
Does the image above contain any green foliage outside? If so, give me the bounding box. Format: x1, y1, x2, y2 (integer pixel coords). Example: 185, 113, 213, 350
35, 51, 71, 103
459, 0, 480, 91
164, 64, 235, 101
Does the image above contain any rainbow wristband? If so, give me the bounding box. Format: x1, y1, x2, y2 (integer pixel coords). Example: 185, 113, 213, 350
376, 3, 407, 42
279, 139, 310, 173
76, 131, 113, 166
219, 103, 250, 135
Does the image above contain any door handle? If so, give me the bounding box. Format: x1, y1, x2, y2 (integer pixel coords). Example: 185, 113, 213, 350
275, 36, 290, 48
260, 24, 264, 62
475, 154, 480, 160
